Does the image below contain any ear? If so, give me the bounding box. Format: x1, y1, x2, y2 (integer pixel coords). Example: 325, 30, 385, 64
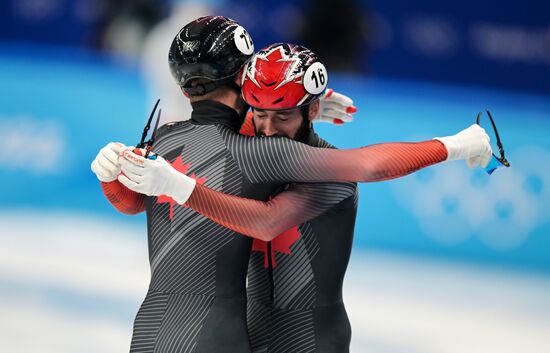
308, 100, 320, 121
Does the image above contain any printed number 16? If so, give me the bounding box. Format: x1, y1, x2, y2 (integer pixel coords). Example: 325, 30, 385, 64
311, 68, 326, 88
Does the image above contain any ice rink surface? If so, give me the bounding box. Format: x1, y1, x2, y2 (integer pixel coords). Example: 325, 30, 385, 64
2, 211, 549, 353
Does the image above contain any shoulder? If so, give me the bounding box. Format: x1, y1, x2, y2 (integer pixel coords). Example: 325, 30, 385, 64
154, 120, 194, 140
308, 132, 336, 149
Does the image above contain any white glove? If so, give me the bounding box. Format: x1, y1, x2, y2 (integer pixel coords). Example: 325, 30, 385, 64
91, 142, 127, 182
314, 88, 357, 125
118, 149, 196, 204
434, 124, 492, 168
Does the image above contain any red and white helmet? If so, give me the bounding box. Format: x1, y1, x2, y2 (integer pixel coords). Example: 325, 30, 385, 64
241, 43, 328, 110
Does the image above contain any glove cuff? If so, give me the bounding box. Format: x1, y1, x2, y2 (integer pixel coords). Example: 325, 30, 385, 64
433, 136, 460, 161
97, 174, 119, 183
169, 172, 197, 205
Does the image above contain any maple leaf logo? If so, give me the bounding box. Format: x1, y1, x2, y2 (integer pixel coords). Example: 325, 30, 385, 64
246, 44, 305, 90
252, 226, 302, 268
157, 156, 206, 220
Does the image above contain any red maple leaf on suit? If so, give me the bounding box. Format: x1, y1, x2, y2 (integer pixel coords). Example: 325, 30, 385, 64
252, 226, 302, 268
157, 156, 206, 220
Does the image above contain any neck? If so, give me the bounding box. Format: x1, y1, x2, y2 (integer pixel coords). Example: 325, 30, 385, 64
190, 100, 246, 132
214, 90, 246, 115
191, 89, 245, 116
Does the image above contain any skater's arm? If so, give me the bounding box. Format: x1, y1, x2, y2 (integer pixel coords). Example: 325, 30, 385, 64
101, 180, 146, 215
186, 181, 356, 241
221, 128, 448, 184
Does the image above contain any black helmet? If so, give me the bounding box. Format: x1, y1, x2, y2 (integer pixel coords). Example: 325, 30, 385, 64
169, 16, 254, 96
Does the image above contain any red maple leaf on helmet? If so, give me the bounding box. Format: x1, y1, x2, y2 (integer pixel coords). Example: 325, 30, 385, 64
157, 156, 206, 220
243, 44, 311, 110
246, 45, 304, 89
252, 226, 302, 268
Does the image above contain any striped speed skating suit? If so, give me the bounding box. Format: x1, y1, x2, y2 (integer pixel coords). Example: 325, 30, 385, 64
101, 100, 448, 353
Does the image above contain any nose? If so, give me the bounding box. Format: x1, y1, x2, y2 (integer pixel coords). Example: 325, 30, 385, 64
261, 121, 278, 137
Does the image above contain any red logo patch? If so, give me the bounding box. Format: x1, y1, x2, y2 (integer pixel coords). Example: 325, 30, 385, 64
252, 226, 302, 268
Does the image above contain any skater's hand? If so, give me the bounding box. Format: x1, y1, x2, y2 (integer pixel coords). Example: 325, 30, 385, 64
434, 124, 492, 168
91, 142, 128, 182
118, 149, 196, 204
314, 89, 357, 125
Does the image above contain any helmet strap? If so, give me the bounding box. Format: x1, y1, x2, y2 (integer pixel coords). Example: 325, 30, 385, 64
184, 76, 242, 97
183, 80, 221, 96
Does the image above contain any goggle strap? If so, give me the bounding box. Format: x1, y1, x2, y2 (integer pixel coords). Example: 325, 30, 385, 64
138, 99, 161, 148
477, 110, 509, 166
485, 110, 506, 159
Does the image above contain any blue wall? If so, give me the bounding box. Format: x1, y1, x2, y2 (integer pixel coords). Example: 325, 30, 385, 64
0, 45, 147, 217
3, 0, 549, 93
221, 0, 550, 93
363, 0, 550, 93
317, 75, 550, 273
